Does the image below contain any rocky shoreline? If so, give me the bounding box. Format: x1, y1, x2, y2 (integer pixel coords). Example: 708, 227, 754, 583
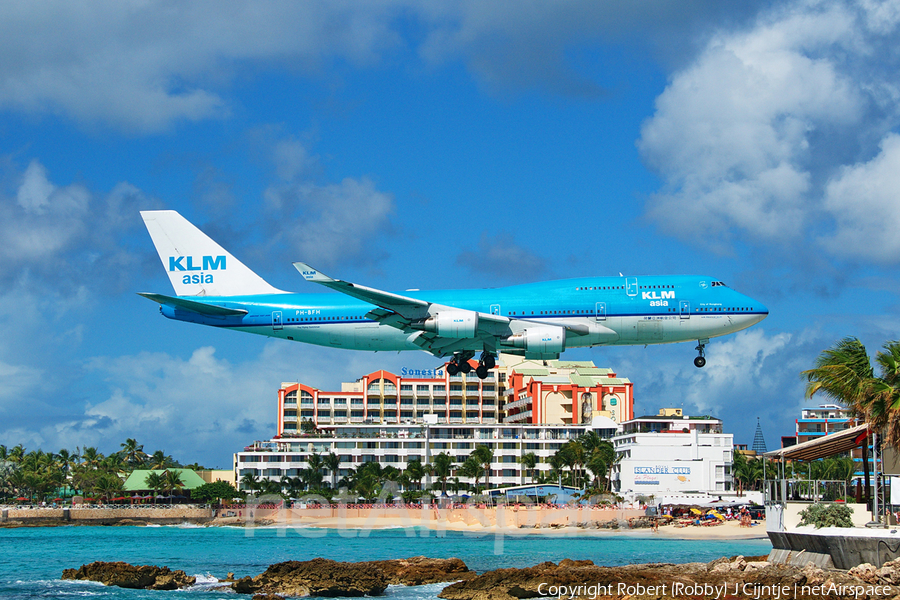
62, 555, 900, 599
62, 556, 475, 596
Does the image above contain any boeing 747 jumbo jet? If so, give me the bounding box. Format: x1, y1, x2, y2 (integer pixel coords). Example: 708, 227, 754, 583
139, 210, 768, 378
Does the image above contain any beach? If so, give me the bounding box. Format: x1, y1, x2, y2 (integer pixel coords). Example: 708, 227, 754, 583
215, 505, 768, 540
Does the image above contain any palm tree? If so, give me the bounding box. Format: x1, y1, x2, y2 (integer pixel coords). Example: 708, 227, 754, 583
471, 445, 493, 490
145, 471, 165, 503
802, 337, 900, 504
305, 452, 324, 489
520, 452, 538, 484
120, 438, 148, 468
458, 456, 483, 490
803, 337, 900, 445
162, 469, 185, 499
431, 453, 453, 496
148, 450, 177, 470
80, 446, 103, 469
404, 460, 425, 491
259, 479, 282, 497
585, 452, 607, 490
94, 473, 124, 503
240, 472, 260, 495
324, 452, 341, 490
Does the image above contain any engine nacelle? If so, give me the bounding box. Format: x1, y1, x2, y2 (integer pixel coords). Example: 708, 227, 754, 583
422, 310, 478, 338
501, 326, 566, 354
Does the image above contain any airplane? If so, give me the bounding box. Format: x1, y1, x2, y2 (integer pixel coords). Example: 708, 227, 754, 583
139, 210, 768, 378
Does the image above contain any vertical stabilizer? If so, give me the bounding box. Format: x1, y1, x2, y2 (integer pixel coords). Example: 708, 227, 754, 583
141, 210, 285, 297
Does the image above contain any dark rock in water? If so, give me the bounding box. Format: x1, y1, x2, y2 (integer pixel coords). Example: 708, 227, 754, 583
231, 556, 473, 597
363, 556, 476, 585
232, 558, 387, 597
438, 556, 900, 600
252, 594, 285, 600
61, 561, 195, 590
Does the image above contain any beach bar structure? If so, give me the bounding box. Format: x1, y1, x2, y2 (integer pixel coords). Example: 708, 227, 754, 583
762, 423, 900, 568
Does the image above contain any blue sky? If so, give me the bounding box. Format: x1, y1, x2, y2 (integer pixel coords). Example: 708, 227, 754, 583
2, 0, 900, 467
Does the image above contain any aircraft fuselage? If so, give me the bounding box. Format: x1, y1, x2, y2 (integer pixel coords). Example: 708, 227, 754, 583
156, 274, 767, 353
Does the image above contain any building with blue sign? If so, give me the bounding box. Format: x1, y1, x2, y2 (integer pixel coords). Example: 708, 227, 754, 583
611, 408, 734, 501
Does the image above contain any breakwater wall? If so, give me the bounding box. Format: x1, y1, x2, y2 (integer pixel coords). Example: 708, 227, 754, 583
1, 506, 214, 526
768, 529, 900, 569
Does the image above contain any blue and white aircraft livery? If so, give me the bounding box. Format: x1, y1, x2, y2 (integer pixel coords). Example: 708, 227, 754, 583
140, 210, 768, 378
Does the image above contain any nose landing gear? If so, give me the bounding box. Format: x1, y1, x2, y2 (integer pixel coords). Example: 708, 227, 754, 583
694, 339, 708, 368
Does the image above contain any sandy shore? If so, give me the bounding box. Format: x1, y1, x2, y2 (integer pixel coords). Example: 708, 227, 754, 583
211, 511, 767, 540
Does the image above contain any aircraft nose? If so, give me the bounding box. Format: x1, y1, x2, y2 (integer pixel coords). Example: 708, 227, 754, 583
753, 298, 768, 322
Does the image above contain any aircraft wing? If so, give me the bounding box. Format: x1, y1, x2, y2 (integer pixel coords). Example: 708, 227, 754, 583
293, 262, 615, 357
293, 262, 515, 354
294, 262, 509, 324
137, 293, 248, 317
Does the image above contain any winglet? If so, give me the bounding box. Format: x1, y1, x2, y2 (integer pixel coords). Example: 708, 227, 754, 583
293, 262, 334, 283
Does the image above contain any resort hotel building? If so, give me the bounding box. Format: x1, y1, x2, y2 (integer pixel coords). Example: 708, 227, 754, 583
237, 355, 631, 489
234, 354, 739, 499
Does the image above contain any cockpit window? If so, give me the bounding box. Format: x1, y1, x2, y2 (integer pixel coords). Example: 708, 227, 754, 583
711, 281, 727, 287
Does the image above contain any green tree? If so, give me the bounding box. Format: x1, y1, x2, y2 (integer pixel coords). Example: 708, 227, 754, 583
240, 472, 260, 494
304, 452, 325, 490
94, 473, 124, 503
520, 452, 538, 484
471, 445, 493, 490
324, 452, 342, 490
162, 469, 185, 498
144, 472, 165, 503
191, 480, 240, 503
404, 460, 426, 491
120, 438, 148, 468
431, 453, 453, 496
458, 456, 483, 490
148, 450, 178, 470
803, 337, 900, 446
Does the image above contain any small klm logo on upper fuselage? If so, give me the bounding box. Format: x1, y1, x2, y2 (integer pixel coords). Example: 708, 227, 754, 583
169, 255, 226, 285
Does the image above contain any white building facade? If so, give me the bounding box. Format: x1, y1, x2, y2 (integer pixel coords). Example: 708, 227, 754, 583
235, 422, 617, 490
612, 409, 734, 499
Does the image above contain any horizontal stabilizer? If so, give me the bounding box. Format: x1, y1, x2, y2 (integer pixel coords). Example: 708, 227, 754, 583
137, 293, 248, 317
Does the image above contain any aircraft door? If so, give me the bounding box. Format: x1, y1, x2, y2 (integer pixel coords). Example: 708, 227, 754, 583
273, 311, 283, 330
679, 301, 690, 319
595, 302, 606, 321
490, 304, 501, 315
625, 277, 638, 296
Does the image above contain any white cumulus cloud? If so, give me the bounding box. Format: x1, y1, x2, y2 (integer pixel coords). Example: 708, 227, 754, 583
638, 0, 900, 264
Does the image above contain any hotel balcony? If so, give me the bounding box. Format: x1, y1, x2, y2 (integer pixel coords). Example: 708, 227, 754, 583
505, 398, 531, 411
503, 410, 532, 423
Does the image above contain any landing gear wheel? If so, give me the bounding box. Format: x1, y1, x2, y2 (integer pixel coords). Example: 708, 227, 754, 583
481, 353, 496, 370
694, 339, 708, 368
459, 361, 472, 374
447, 362, 459, 376
475, 365, 488, 379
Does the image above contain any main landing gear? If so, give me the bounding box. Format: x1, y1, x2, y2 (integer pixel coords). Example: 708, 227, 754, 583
446, 351, 496, 379
694, 339, 708, 368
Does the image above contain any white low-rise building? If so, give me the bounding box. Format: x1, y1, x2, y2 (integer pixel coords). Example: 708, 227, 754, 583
235, 421, 618, 490
612, 409, 733, 500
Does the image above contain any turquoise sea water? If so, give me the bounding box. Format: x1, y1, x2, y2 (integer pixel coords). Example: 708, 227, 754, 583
0, 525, 771, 599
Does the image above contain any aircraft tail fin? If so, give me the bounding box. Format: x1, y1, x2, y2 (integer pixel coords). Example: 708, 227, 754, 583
141, 210, 285, 297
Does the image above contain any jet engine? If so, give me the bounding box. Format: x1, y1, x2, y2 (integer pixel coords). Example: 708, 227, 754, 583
420, 310, 478, 338
501, 326, 566, 354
